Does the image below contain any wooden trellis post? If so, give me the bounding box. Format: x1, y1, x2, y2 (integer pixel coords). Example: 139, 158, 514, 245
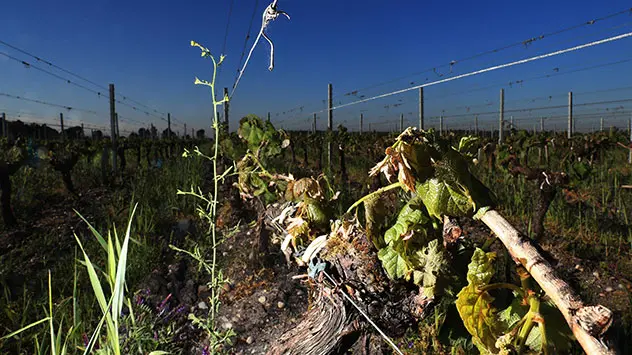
360, 113, 363, 134
60, 113, 65, 141
327, 83, 333, 172
109, 83, 118, 175
568, 91, 573, 139
499, 88, 504, 144
419, 87, 424, 130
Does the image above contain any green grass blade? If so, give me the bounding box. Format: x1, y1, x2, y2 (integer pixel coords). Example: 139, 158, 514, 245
74, 233, 117, 351
74, 210, 108, 251
48, 271, 56, 355
73, 248, 79, 330
107, 233, 116, 290
82, 297, 113, 355
54, 318, 64, 355
0, 317, 50, 340
109, 204, 138, 355
73, 234, 108, 315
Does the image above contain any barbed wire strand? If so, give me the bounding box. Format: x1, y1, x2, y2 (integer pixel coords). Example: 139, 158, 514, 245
0, 92, 100, 115
0, 39, 171, 119
273, 53, 632, 126
269, 8, 632, 118
303, 32, 632, 118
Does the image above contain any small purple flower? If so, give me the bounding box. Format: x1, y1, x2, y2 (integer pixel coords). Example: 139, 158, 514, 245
408, 341, 414, 349
154, 331, 159, 341
175, 304, 187, 314
135, 294, 144, 305
201, 346, 210, 355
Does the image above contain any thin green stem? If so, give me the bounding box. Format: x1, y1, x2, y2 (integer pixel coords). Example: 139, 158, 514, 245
346, 181, 403, 214
209, 53, 220, 330
517, 294, 541, 355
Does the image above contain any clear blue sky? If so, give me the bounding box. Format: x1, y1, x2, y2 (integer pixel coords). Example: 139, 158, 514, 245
1, 0, 632, 134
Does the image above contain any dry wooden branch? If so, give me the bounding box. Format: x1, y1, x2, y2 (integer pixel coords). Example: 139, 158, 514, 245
267, 220, 425, 354
480, 210, 617, 355
266, 289, 351, 355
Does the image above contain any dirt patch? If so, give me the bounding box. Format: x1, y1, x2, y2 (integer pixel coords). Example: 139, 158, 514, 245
215, 227, 309, 354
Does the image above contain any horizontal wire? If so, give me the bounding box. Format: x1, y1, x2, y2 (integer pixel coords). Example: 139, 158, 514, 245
319, 32, 632, 115
0, 92, 99, 115
274, 52, 632, 127
0, 39, 171, 120
270, 8, 632, 118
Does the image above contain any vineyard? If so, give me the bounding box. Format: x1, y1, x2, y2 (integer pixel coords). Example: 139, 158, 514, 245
0, 110, 631, 354
2, 1, 632, 355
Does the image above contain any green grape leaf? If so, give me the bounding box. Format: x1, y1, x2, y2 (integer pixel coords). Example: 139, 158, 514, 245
303, 198, 328, 226
237, 114, 286, 160
417, 178, 474, 219
384, 195, 432, 245
377, 244, 410, 280
456, 249, 504, 354
417, 146, 494, 219
409, 239, 452, 298
364, 192, 390, 250
220, 132, 247, 161
570, 161, 591, 180
457, 136, 480, 157
497, 295, 525, 329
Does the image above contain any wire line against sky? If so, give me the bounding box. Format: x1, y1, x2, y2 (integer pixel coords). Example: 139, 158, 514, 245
303, 31, 632, 117
0, 92, 99, 115
281, 91, 632, 130
217, 0, 236, 81
0, 51, 107, 97
0, 39, 174, 122
273, 54, 632, 127
0, 39, 109, 92
1, 49, 174, 125
336, 7, 632, 98
327, 107, 631, 132
233, 0, 260, 94
0, 111, 137, 133
9, 117, 137, 134
426, 98, 632, 120
268, 7, 632, 119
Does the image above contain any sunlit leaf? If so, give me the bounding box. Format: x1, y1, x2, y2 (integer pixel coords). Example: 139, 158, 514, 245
378, 244, 410, 280
456, 249, 504, 354
409, 239, 452, 298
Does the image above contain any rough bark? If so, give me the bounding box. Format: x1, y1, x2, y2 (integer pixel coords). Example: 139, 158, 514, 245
303, 141, 309, 167
500, 154, 568, 241
481, 210, 616, 355
51, 153, 79, 195
267, 220, 428, 355
0, 162, 21, 227
338, 144, 347, 183
290, 141, 297, 166
136, 144, 142, 168
266, 290, 351, 355
101, 146, 110, 184
317, 142, 323, 171
117, 146, 126, 171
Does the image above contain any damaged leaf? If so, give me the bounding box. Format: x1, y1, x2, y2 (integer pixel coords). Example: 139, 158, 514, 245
456, 248, 504, 354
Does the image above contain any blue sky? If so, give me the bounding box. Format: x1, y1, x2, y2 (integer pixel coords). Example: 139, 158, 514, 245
1, 0, 632, 134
